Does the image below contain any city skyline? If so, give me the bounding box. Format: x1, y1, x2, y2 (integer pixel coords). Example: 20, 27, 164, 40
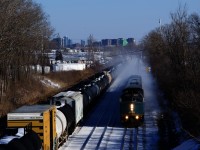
34, 0, 200, 42
52, 36, 135, 49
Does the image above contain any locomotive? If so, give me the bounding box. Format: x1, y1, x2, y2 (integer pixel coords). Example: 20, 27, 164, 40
120, 75, 144, 127
0, 65, 119, 150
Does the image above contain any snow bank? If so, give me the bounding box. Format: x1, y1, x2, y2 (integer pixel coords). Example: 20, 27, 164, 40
40, 78, 60, 88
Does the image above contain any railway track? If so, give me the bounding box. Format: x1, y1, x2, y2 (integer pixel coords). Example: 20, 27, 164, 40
61, 101, 146, 149
121, 128, 138, 150
81, 88, 119, 149
60, 98, 157, 150
59, 60, 160, 150
60, 85, 119, 150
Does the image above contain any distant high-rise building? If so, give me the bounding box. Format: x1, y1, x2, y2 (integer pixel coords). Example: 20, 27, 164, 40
52, 37, 63, 49
111, 39, 117, 46
101, 39, 111, 46
81, 40, 86, 47
63, 36, 68, 48
93, 41, 101, 47
68, 39, 72, 48
117, 38, 123, 46
127, 38, 135, 45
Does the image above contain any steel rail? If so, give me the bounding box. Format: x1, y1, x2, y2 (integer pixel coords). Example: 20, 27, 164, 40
80, 89, 116, 149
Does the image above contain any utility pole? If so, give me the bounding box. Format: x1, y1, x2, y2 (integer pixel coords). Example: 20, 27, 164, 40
159, 18, 162, 32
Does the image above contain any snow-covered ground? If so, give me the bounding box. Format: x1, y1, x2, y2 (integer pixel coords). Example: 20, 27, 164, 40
173, 139, 200, 150
40, 78, 61, 88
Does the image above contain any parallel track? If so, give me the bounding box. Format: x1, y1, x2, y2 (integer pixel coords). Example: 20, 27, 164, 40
121, 127, 138, 150
81, 88, 118, 149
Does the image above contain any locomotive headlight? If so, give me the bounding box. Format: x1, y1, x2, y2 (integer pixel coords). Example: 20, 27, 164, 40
130, 104, 134, 111
135, 115, 139, 120
125, 115, 129, 120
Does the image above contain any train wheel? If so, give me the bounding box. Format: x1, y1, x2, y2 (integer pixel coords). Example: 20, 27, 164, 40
26, 130, 42, 150
7, 138, 27, 150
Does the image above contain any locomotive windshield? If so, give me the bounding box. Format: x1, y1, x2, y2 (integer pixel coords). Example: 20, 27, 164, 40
121, 88, 143, 102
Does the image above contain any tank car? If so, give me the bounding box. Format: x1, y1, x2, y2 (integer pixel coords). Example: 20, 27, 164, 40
50, 91, 83, 131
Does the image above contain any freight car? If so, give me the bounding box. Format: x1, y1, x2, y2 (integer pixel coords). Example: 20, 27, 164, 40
0, 66, 118, 150
120, 75, 144, 127
0, 105, 57, 150
50, 91, 83, 133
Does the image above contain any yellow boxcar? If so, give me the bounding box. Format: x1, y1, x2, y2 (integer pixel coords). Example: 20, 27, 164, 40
7, 105, 57, 150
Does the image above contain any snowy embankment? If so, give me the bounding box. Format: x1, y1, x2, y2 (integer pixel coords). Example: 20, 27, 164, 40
40, 78, 61, 89
173, 139, 200, 150
171, 111, 200, 149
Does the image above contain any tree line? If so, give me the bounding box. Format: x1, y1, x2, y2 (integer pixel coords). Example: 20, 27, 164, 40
141, 6, 200, 135
0, 0, 53, 103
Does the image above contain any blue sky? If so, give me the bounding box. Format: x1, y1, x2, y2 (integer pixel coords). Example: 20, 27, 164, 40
34, 0, 200, 43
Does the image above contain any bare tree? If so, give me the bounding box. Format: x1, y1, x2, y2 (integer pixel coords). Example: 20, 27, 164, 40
141, 5, 200, 135
0, 0, 53, 102
87, 34, 96, 67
